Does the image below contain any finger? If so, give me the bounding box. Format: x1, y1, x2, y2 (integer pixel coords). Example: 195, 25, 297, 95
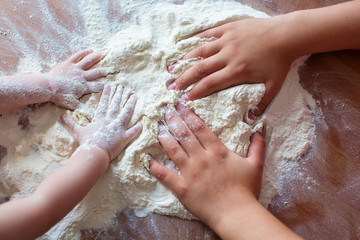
125, 121, 143, 142
158, 122, 188, 169
108, 85, 124, 117
181, 40, 222, 61
117, 94, 137, 125
256, 82, 281, 117
168, 55, 225, 91
195, 24, 227, 39
181, 67, 234, 101
95, 84, 111, 119
149, 157, 184, 196
85, 81, 104, 94
175, 103, 219, 149
163, 106, 202, 154
56, 96, 80, 111
61, 113, 79, 134
67, 49, 93, 63
167, 25, 226, 72
246, 132, 266, 169
84, 67, 113, 81
78, 51, 106, 70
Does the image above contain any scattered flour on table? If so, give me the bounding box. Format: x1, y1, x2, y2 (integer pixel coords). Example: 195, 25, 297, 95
0, 0, 315, 239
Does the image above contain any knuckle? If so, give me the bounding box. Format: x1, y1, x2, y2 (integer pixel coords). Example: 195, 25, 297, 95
166, 111, 177, 122
168, 145, 180, 156
198, 45, 207, 56
191, 118, 206, 134
197, 158, 209, 169
156, 169, 168, 181
178, 129, 191, 141
201, 78, 216, 90
176, 184, 189, 199
194, 62, 207, 75
173, 155, 186, 166
213, 145, 228, 159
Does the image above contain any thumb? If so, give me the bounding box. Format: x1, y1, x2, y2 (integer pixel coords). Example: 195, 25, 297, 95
247, 81, 281, 122
246, 132, 266, 169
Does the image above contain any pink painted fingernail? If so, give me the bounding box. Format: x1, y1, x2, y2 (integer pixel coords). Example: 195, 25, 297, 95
180, 94, 189, 102
167, 62, 177, 72
176, 102, 187, 111
162, 106, 170, 114
248, 108, 260, 121
168, 82, 176, 90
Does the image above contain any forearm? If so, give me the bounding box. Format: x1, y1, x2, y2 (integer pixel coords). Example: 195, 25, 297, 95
0, 73, 52, 113
273, 1, 360, 59
210, 198, 303, 240
33, 144, 109, 227
0, 144, 109, 239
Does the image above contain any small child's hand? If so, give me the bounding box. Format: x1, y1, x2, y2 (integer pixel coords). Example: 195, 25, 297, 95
149, 103, 265, 228
61, 84, 142, 161
47, 49, 113, 110
168, 18, 293, 119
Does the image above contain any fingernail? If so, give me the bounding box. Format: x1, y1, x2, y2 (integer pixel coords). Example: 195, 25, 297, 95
248, 108, 260, 121
168, 82, 176, 90
180, 94, 189, 102
148, 157, 154, 168
175, 102, 186, 110
162, 105, 170, 114
167, 62, 177, 72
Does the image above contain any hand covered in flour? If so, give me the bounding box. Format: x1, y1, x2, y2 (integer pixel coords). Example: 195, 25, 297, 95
62, 84, 142, 161
168, 18, 294, 119
150, 103, 265, 227
47, 49, 113, 110
150, 104, 302, 240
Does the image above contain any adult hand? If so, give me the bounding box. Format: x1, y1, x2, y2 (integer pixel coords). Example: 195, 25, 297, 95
62, 84, 142, 161
149, 103, 265, 228
47, 49, 112, 110
168, 18, 294, 119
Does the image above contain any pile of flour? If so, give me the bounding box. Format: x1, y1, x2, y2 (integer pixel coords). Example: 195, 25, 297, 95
0, 0, 315, 239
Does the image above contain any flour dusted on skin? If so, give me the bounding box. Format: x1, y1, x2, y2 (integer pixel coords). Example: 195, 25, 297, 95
0, 1, 315, 239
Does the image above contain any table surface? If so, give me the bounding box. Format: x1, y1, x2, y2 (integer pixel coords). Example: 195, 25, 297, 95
1, 1, 359, 239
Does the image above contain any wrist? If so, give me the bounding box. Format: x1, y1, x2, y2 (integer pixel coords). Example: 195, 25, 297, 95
266, 13, 306, 62
41, 73, 55, 102
75, 144, 110, 167
205, 192, 257, 234
209, 195, 259, 240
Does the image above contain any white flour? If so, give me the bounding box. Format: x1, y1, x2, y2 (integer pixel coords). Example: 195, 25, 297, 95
0, 0, 315, 239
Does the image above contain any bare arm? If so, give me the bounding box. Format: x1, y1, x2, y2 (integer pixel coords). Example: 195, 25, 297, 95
281, 0, 360, 59
168, 1, 360, 118
0, 145, 109, 239
150, 104, 302, 240
0, 49, 112, 113
0, 84, 142, 239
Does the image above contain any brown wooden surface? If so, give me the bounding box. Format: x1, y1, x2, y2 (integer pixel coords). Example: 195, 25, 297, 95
1, 0, 359, 239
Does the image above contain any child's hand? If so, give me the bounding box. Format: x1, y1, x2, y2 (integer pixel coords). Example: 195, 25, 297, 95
47, 49, 113, 110
62, 84, 142, 161
149, 103, 265, 228
168, 18, 293, 119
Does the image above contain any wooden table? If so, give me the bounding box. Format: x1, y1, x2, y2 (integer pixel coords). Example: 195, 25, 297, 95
1, 0, 359, 239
